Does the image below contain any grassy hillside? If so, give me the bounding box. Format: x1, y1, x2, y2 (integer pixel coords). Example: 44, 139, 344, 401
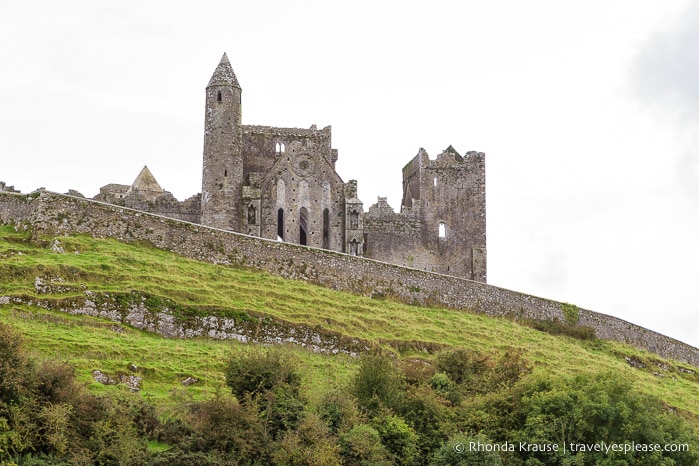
1, 223, 699, 421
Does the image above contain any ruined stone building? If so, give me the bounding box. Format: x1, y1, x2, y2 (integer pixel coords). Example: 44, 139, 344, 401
95, 53, 487, 282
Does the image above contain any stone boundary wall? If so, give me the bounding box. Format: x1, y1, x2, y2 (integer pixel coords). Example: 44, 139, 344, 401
2, 190, 699, 367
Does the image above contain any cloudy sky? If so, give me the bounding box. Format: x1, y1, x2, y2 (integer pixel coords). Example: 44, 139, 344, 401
2, 1, 699, 347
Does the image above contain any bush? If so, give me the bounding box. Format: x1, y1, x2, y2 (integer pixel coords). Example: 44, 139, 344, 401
339, 424, 392, 466
257, 384, 305, 440
436, 349, 489, 386
272, 413, 342, 465
372, 413, 419, 465
225, 349, 300, 401
352, 354, 402, 413
0, 322, 34, 405
185, 397, 267, 460
317, 389, 362, 435
510, 372, 699, 465
399, 385, 453, 459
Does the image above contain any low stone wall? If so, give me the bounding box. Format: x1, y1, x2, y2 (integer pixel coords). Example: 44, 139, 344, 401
2, 190, 699, 366
2, 292, 374, 356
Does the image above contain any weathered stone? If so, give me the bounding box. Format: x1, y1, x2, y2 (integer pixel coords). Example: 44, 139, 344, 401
120, 374, 142, 392
181, 377, 198, 386
2, 189, 699, 367
88, 55, 487, 283
92, 370, 115, 385
50, 239, 65, 254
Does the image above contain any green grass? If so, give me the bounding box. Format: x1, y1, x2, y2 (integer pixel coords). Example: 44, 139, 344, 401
2, 224, 699, 424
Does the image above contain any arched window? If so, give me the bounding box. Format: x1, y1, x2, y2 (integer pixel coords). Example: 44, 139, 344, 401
217, 91, 222, 102
299, 207, 308, 246
438, 222, 446, 239
277, 178, 286, 206
322, 208, 330, 249
277, 208, 285, 241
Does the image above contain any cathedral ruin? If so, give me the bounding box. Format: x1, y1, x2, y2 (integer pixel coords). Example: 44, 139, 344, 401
95, 53, 487, 282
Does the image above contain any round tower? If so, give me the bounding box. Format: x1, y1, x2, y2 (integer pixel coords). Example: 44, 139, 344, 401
201, 52, 243, 230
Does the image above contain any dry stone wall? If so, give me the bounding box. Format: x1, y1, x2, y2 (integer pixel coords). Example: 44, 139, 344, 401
2, 190, 699, 367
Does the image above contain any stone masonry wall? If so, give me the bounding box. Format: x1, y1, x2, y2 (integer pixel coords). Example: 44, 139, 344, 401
2, 190, 699, 367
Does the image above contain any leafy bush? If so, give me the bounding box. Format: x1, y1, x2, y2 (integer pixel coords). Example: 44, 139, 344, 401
339, 424, 392, 466
272, 413, 342, 465
225, 348, 300, 400
318, 388, 362, 435
372, 413, 419, 465
185, 397, 268, 462
352, 354, 402, 413
0, 322, 34, 405
436, 348, 489, 386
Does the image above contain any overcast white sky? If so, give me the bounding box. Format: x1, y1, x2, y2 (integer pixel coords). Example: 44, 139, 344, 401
2, 1, 699, 348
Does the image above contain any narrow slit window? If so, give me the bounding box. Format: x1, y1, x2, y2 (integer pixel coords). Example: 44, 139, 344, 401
224, 169, 227, 177
299, 207, 308, 246
439, 222, 446, 239
217, 91, 222, 102
322, 208, 330, 249
277, 208, 285, 241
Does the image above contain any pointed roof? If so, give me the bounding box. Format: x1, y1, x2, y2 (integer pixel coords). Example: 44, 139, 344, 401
444, 145, 463, 162
207, 52, 241, 88
129, 166, 163, 193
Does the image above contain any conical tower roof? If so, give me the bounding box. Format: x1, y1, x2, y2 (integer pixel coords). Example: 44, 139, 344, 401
207, 52, 240, 88
129, 165, 163, 193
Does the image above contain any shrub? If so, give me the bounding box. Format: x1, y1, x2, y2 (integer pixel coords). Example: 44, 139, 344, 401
399, 384, 453, 459
487, 350, 530, 390
339, 424, 392, 466
257, 384, 305, 440
271, 413, 342, 465
0, 322, 34, 405
372, 413, 419, 465
436, 349, 489, 386
318, 389, 362, 435
430, 373, 454, 393
186, 397, 268, 461
352, 354, 402, 413
561, 302, 579, 326
225, 349, 300, 401
34, 361, 79, 404
510, 372, 699, 464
